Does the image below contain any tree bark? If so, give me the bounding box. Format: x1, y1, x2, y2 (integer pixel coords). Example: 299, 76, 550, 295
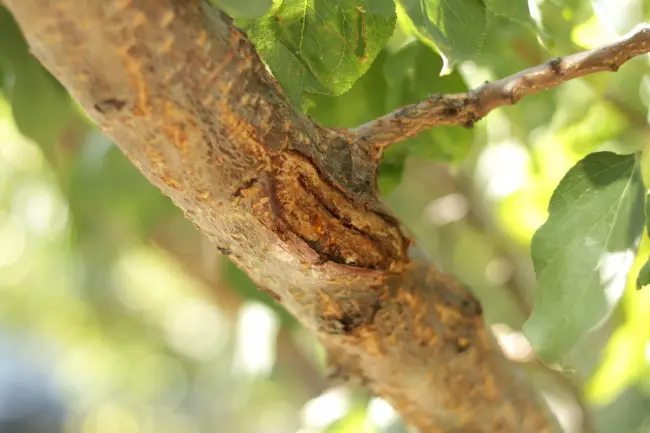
5, 1, 553, 432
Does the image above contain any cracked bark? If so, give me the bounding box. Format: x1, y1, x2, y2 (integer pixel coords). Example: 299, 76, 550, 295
6, 1, 554, 432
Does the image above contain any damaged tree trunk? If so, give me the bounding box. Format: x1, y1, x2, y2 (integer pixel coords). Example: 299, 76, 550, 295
6, 0, 554, 431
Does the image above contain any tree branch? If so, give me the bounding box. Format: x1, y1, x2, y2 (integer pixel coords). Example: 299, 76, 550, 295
6, 1, 556, 432
353, 25, 650, 150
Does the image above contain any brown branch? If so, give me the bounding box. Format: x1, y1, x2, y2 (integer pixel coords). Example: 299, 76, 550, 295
5, 1, 556, 432
352, 25, 650, 149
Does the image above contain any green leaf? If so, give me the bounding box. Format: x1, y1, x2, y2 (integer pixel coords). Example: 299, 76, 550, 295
382, 41, 473, 162
208, 0, 273, 19
10, 57, 72, 150
484, 0, 534, 25
378, 146, 408, 196
0, 7, 28, 64
524, 152, 645, 364
0, 7, 73, 151
637, 188, 650, 289
306, 50, 389, 128
397, 0, 488, 73
244, 0, 396, 109
645, 182, 650, 235
636, 257, 650, 289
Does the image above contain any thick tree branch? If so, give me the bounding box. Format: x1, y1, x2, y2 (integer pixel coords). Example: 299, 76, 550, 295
6, 1, 556, 432
353, 25, 650, 149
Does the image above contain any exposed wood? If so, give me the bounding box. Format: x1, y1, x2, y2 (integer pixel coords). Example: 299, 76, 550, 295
5, 1, 554, 431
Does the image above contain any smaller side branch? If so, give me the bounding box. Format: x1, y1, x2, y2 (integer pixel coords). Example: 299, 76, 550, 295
352, 25, 650, 149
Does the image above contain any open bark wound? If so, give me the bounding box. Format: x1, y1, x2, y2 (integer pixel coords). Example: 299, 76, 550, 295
268, 151, 408, 269
5, 0, 554, 432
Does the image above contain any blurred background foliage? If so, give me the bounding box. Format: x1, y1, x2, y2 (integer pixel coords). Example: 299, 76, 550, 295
3, 1, 650, 432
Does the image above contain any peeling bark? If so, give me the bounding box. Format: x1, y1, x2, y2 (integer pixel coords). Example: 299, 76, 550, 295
5, 1, 554, 431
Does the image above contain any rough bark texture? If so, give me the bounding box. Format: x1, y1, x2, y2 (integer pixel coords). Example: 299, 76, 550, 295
5, 1, 553, 432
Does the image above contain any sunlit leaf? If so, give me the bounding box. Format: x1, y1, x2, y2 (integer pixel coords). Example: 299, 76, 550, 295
484, 0, 534, 25
524, 152, 645, 364
208, 0, 272, 19
306, 50, 388, 128
397, 0, 488, 73
244, 0, 396, 108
